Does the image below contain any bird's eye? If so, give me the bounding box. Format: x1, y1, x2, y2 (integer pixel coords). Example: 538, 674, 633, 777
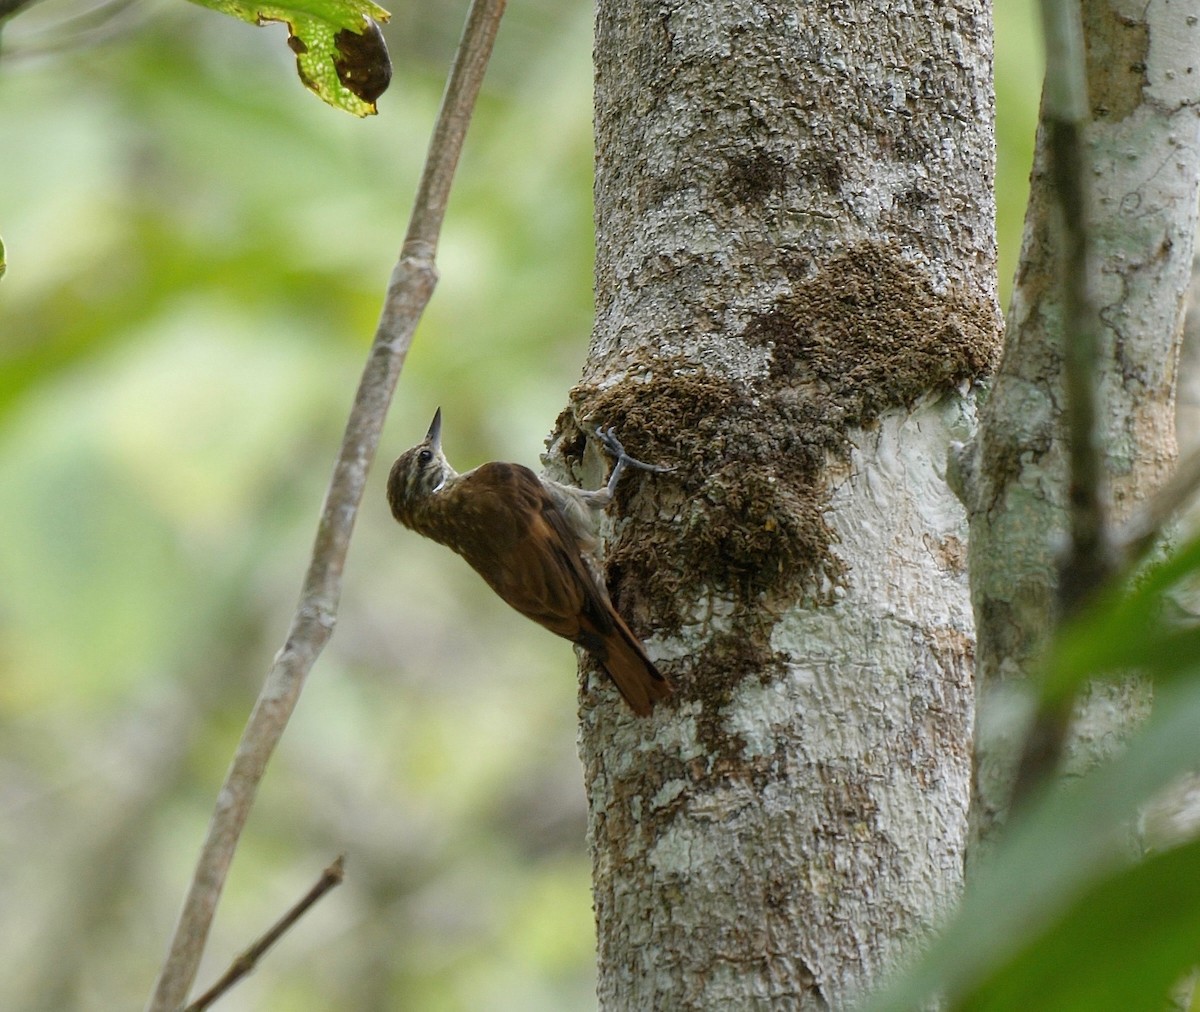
417, 449, 433, 466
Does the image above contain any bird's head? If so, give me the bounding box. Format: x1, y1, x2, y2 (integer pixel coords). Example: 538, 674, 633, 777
387, 408, 457, 529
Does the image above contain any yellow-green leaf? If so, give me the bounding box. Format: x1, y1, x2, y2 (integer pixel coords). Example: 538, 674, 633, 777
189, 0, 392, 116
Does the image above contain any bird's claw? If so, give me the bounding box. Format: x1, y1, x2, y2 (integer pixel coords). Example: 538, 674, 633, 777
594, 425, 673, 474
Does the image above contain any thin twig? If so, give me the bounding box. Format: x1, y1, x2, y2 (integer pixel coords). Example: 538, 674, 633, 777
1011, 0, 1109, 808
0, 0, 42, 25
1119, 442, 1200, 565
0, 0, 143, 60
184, 856, 347, 1012
145, 2, 507, 1008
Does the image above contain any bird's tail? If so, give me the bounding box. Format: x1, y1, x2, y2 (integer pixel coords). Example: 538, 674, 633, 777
598, 611, 673, 716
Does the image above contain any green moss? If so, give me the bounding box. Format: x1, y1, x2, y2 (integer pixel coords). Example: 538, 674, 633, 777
743, 244, 997, 418
556, 242, 998, 731
563, 365, 843, 632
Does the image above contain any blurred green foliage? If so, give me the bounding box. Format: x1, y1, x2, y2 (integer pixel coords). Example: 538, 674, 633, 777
0, 1, 1039, 1009
865, 528, 1200, 1012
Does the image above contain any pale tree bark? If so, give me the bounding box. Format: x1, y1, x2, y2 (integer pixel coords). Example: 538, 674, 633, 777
544, 2, 1000, 1007
961, 0, 1200, 856
1178, 252, 1200, 459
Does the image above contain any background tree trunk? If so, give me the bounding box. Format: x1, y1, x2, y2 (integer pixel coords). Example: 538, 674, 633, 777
551, 2, 1000, 1006
962, 0, 1200, 857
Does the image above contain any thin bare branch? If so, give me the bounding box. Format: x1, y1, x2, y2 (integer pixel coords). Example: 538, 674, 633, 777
1011, 0, 1111, 808
0, 0, 143, 60
184, 856, 346, 1012
0, 0, 41, 25
145, 2, 507, 1008
1119, 442, 1200, 565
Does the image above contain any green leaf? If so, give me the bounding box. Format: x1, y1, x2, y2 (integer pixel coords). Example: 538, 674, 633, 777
188, 0, 392, 116
0, 235, 6, 280
1041, 532, 1200, 700
861, 677, 1200, 1012
956, 837, 1200, 1012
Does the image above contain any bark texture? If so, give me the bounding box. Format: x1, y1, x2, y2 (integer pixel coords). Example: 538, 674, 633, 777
961, 0, 1200, 855
550, 2, 1000, 1007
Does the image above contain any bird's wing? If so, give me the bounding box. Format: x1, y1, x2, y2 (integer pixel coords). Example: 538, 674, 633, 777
455, 463, 672, 715
452, 463, 610, 642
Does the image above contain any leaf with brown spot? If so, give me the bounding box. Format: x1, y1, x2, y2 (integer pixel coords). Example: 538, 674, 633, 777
187, 0, 392, 116
334, 20, 392, 105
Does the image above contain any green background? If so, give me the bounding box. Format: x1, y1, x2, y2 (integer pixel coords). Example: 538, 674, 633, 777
0, 2, 1040, 1008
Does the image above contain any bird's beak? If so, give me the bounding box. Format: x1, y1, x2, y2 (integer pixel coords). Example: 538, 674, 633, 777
426, 407, 443, 451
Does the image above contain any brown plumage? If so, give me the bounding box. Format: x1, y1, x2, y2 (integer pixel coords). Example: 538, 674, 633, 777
387, 409, 672, 715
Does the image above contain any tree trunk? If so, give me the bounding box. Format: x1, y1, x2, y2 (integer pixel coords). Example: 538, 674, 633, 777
962, 0, 1200, 857
548, 2, 1000, 1006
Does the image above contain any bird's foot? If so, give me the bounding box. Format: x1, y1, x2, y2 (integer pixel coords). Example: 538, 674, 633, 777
594, 426, 673, 475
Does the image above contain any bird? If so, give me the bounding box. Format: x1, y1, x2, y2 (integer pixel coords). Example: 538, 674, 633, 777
386, 408, 673, 715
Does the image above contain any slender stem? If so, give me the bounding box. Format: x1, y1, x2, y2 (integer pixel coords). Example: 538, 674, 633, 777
1119, 443, 1200, 565
184, 856, 346, 1012
1011, 0, 1109, 808
0, 0, 39, 24
145, 2, 506, 1008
